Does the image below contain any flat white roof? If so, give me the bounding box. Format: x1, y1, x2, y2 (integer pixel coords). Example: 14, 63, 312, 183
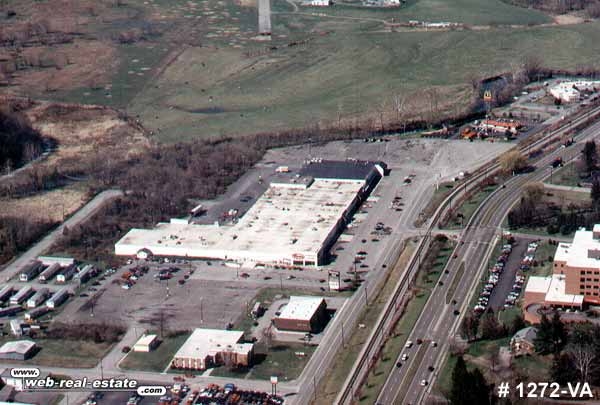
135, 334, 157, 346
173, 329, 252, 360
553, 228, 600, 269
546, 274, 584, 306
0, 340, 35, 355
526, 275, 584, 306
277, 296, 325, 321
116, 179, 364, 262
525, 276, 552, 294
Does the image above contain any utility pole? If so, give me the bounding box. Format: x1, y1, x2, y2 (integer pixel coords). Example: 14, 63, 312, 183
159, 309, 164, 339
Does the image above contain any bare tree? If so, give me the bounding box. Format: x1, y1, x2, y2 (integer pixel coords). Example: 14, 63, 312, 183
262, 324, 273, 353
523, 182, 545, 201
567, 343, 596, 382
499, 150, 527, 173
393, 93, 406, 124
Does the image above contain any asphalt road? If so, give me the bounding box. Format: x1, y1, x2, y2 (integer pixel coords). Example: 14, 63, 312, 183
377, 115, 600, 405
0, 189, 123, 283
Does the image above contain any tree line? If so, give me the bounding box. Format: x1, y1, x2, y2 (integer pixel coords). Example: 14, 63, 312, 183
507, 141, 600, 235
535, 312, 600, 386
0, 107, 46, 173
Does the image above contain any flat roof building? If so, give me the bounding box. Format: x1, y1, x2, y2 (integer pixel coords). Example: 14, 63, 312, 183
550, 80, 600, 103
522, 226, 600, 322
116, 160, 386, 268
0, 341, 36, 361
273, 296, 328, 333
171, 329, 253, 371
133, 334, 158, 352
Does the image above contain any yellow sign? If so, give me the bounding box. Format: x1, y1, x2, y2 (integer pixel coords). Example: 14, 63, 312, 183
483, 90, 492, 102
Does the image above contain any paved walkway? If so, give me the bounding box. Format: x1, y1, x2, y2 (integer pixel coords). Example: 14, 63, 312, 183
543, 182, 590, 193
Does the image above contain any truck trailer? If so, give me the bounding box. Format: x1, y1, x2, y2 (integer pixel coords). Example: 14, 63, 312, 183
25, 306, 51, 321
46, 288, 70, 309
56, 264, 77, 283
19, 261, 43, 282
26, 288, 49, 308
0, 305, 23, 317
0, 286, 14, 304
10, 286, 34, 305
39, 263, 61, 282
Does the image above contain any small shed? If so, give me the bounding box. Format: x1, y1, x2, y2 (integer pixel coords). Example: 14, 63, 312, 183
133, 334, 158, 352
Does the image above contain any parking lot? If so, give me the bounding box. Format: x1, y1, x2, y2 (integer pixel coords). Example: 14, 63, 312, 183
56, 264, 260, 330
474, 236, 543, 314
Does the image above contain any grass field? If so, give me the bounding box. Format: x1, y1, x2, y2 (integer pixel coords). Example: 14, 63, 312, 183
128, 21, 600, 142
291, 0, 550, 26
210, 342, 316, 380
550, 162, 582, 187
7, 0, 600, 142
444, 183, 498, 229
119, 331, 191, 372
3, 338, 112, 368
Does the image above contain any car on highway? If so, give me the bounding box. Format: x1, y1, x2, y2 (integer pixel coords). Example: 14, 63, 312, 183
420, 380, 428, 386
431, 341, 437, 347
401, 353, 409, 361
396, 362, 402, 368
405, 340, 413, 348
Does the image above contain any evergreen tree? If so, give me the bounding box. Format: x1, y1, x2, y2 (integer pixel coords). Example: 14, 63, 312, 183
591, 179, 600, 211
450, 358, 494, 405
510, 314, 526, 335
551, 353, 576, 385
450, 356, 470, 405
550, 311, 566, 353
583, 140, 597, 173
469, 368, 491, 404
534, 313, 553, 354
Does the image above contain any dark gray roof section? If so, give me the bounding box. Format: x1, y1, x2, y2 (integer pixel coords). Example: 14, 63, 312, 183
299, 159, 387, 181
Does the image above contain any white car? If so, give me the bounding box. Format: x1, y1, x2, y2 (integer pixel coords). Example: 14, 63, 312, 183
420, 379, 428, 386
405, 340, 413, 348
401, 353, 409, 361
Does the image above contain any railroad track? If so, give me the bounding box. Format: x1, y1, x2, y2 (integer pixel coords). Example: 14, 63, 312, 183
334, 103, 600, 405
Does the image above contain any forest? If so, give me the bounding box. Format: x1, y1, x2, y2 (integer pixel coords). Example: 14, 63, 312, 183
0, 107, 46, 173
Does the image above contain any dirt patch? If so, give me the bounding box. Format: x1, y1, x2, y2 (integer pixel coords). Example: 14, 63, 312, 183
7, 40, 118, 96
1, 185, 88, 223
20, 99, 150, 165
0, 0, 137, 97
236, 0, 258, 7
553, 14, 585, 25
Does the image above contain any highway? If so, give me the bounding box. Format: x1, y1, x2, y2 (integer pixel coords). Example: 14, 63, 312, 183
377, 116, 600, 405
